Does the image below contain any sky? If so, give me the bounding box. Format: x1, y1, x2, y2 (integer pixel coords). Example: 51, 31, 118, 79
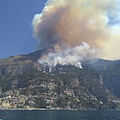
1, 0, 120, 61
0, 0, 47, 59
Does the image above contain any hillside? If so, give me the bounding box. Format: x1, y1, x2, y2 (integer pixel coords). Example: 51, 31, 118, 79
0, 50, 120, 110
83, 59, 120, 98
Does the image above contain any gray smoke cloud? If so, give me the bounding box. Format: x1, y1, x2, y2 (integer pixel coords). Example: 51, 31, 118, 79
32, 0, 120, 70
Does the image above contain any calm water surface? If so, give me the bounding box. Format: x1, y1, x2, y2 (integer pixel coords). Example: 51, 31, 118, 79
0, 110, 120, 120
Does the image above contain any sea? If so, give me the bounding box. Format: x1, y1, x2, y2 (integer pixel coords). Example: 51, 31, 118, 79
0, 110, 120, 120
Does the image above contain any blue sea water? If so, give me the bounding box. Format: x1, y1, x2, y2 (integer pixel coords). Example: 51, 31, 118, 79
0, 110, 120, 120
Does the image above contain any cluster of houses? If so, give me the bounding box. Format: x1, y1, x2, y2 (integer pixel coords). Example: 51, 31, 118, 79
0, 82, 77, 109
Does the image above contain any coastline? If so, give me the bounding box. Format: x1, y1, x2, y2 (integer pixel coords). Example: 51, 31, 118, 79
0, 108, 118, 111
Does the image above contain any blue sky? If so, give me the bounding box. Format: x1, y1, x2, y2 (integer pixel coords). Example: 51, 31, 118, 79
0, 0, 47, 59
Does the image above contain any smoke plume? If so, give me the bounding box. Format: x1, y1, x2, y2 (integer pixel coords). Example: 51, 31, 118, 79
32, 0, 120, 70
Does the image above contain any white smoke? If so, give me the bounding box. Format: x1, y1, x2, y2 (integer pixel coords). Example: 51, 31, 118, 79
38, 42, 97, 71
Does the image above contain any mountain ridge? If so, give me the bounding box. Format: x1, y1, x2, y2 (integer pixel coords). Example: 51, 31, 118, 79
0, 50, 120, 110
